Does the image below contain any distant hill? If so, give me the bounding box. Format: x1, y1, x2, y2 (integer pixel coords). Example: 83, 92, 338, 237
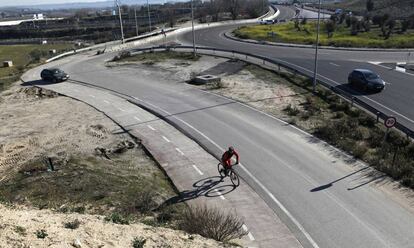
1, 0, 182, 10
324, 0, 414, 18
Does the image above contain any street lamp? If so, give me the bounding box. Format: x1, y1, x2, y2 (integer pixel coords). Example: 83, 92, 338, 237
116, 0, 124, 44
312, 0, 322, 93
191, 0, 196, 57
147, 0, 152, 32
134, 7, 139, 36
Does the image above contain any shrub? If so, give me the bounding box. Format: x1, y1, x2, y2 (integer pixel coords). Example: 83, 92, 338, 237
132, 237, 147, 248
358, 115, 376, 127
105, 213, 130, 225
179, 205, 248, 242
36, 229, 48, 239
284, 104, 300, 116
64, 219, 80, 229
133, 189, 157, 214
329, 101, 350, 112
352, 144, 368, 159
14, 226, 27, 236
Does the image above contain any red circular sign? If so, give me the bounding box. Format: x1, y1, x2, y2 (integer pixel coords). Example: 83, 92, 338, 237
384, 117, 396, 128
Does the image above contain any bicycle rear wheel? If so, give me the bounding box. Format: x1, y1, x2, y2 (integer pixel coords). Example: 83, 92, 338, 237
218, 163, 226, 177
229, 170, 240, 187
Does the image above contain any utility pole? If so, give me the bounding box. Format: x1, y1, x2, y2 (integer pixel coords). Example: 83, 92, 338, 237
191, 0, 196, 56
116, 0, 125, 43
134, 7, 139, 36
147, 0, 152, 32
312, 0, 321, 93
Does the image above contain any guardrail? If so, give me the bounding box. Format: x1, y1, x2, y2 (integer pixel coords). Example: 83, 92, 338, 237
127, 45, 414, 139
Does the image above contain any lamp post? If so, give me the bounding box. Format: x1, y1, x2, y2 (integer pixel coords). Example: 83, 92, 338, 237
191, 0, 196, 57
134, 7, 139, 36
147, 0, 152, 32
116, 0, 124, 44
312, 0, 322, 93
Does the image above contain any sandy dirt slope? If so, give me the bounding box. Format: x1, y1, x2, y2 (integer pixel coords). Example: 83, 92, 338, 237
0, 85, 227, 248
0, 204, 225, 248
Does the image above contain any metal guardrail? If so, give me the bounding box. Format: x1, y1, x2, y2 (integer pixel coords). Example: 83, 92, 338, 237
128, 45, 414, 139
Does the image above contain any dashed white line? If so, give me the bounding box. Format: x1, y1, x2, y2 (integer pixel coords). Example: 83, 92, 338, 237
103, 100, 110, 104
242, 225, 256, 241
147, 125, 156, 131
192, 164, 204, 175
162, 136, 171, 143
329, 62, 340, 67
175, 147, 184, 155
132, 95, 320, 247
118, 107, 126, 112
213, 189, 226, 200
89, 94, 96, 98
134, 116, 141, 121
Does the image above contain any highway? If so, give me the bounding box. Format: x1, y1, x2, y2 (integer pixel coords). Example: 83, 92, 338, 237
29, 5, 414, 248
176, 5, 414, 133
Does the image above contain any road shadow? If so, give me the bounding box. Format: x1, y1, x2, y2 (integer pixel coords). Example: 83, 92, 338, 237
158, 176, 236, 208
21, 79, 60, 86
310, 166, 370, 192
333, 83, 379, 96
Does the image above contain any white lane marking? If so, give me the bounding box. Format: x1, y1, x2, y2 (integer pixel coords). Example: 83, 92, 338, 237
329, 62, 340, 67
162, 136, 171, 143
213, 189, 226, 200
175, 147, 185, 155
241, 53, 414, 124
192, 164, 204, 175
130, 98, 320, 248
134, 116, 141, 121
89, 94, 96, 98
103, 100, 110, 104
147, 125, 156, 131
118, 107, 126, 112
242, 224, 256, 241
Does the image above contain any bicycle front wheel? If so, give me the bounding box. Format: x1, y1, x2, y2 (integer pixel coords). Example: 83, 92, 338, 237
229, 170, 240, 187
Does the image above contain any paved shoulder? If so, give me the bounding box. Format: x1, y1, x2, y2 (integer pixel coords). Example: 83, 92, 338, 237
29, 81, 302, 248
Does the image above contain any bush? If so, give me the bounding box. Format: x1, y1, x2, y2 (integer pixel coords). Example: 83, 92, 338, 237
105, 213, 130, 225
132, 189, 157, 214
132, 237, 147, 248
64, 219, 80, 229
352, 144, 368, 159
36, 229, 48, 239
179, 205, 248, 242
284, 104, 300, 116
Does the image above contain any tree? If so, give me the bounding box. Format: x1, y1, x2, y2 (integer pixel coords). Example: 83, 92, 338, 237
366, 0, 374, 12
0, 12, 5, 19
226, 0, 241, 20
350, 16, 359, 35
207, 0, 222, 22
326, 20, 336, 38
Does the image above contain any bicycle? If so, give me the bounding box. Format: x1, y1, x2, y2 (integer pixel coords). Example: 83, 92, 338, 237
217, 162, 240, 187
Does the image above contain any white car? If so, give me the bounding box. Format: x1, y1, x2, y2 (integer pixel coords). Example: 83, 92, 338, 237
260, 19, 275, 25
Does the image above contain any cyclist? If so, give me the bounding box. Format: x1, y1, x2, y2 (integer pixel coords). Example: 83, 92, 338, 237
221, 146, 239, 176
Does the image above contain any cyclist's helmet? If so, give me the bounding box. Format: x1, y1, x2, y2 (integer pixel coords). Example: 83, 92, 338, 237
228, 146, 234, 152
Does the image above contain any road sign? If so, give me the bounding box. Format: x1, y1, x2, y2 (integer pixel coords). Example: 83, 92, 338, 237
384, 116, 396, 129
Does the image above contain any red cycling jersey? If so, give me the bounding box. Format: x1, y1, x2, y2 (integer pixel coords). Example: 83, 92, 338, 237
221, 150, 239, 168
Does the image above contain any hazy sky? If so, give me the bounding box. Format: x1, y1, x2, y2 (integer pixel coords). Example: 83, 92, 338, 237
0, 0, 108, 7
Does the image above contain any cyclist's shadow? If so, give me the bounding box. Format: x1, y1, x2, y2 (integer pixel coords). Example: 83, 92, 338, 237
159, 176, 236, 207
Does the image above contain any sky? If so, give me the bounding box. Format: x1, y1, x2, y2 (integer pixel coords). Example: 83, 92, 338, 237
0, 0, 108, 7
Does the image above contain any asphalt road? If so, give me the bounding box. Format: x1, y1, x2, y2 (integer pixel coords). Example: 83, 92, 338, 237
40, 42, 414, 247
28, 6, 414, 247
175, 5, 414, 133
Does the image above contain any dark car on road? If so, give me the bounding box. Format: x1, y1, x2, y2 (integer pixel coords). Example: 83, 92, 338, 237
40, 68, 69, 83
348, 69, 385, 92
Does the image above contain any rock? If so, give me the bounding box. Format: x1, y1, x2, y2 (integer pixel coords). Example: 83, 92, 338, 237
72, 238, 82, 248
